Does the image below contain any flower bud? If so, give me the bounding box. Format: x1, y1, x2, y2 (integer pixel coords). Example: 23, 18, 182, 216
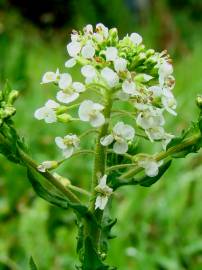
109, 28, 118, 43
196, 95, 202, 109
57, 113, 73, 123
56, 105, 68, 114
52, 172, 71, 186
146, 49, 155, 57
7, 90, 19, 105
3, 106, 16, 118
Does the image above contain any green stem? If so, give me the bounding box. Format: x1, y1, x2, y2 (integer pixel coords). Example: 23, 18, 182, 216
0, 132, 81, 203
120, 133, 201, 180
85, 91, 113, 249
106, 163, 135, 172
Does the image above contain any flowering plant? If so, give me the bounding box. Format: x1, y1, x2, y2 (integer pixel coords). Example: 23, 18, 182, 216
0, 23, 202, 270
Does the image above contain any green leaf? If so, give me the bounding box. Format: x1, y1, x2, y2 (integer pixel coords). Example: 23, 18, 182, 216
100, 218, 117, 253
2, 80, 12, 101
27, 169, 92, 220
29, 257, 38, 270
138, 160, 172, 187
82, 237, 110, 270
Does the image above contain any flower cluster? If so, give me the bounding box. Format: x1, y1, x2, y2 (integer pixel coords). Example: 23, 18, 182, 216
95, 175, 113, 210
34, 23, 178, 209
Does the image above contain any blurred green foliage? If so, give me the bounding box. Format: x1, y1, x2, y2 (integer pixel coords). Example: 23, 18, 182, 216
0, 1, 202, 269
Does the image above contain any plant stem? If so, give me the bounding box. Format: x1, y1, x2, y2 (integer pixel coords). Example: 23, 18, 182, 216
0, 132, 81, 203
85, 90, 113, 249
120, 133, 201, 180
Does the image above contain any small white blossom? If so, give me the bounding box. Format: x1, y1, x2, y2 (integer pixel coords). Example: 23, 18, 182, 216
72, 82, 85, 93
114, 57, 127, 72
100, 122, 135, 154
96, 23, 109, 39
67, 41, 81, 57
136, 108, 165, 130
122, 80, 138, 96
101, 67, 119, 88
81, 65, 97, 80
93, 32, 103, 43
37, 160, 58, 172
83, 24, 93, 34
137, 156, 163, 177
81, 43, 95, 59
58, 73, 72, 90
105, 47, 118, 61
158, 61, 173, 86
41, 69, 60, 84
56, 90, 79, 104
34, 99, 59, 123
65, 58, 77, 68
95, 175, 113, 210
130, 33, 143, 46
55, 134, 80, 158
161, 88, 177, 115
78, 100, 105, 127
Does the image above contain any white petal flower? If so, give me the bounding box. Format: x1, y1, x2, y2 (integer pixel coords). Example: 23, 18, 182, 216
105, 47, 118, 61
122, 80, 138, 95
78, 100, 105, 127
83, 24, 93, 34
55, 134, 80, 158
114, 57, 127, 72
101, 67, 119, 88
81, 65, 97, 79
41, 69, 60, 84
67, 41, 81, 57
93, 33, 103, 43
37, 160, 58, 172
158, 61, 173, 86
148, 85, 163, 97
145, 126, 165, 142
72, 82, 85, 93
136, 108, 165, 130
130, 33, 143, 46
81, 44, 95, 59
116, 90, 130, 101
161, 89, 177, 115
58, 73, 72, 90
113, 141, 128, 154
137, 156, 162, 177
96, 23, 109, 39
95, 174, 113, 210
56, 90, 79, 104
34, 99, 59, 123
113, 122, 135, 141
65, 58, 76, 68
100, 134, 114, 146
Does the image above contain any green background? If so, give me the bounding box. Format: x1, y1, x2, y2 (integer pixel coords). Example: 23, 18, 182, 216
0, 0, 202, 269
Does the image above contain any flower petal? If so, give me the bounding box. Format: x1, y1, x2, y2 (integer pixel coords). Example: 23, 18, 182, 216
100, 134, 114, 146
113, 141, 128, 154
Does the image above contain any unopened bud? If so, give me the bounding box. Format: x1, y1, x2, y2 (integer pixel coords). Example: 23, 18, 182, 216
57, 113, 73, 123
52, 172, 71, 186
196, 95, 202, 109
7, 90, 19, 105
109, 28, 118, 43
56, 105, 68, 114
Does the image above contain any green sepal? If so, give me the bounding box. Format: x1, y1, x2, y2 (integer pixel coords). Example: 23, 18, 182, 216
29, 257, 38, 270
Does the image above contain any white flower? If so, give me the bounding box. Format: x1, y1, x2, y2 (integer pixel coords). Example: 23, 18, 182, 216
161, 88, 177, 115
56, 90, 79, 104
65, 58, 77, 68
93, 32, 103, 43
83, 24, 93, 34
34, 99, 59, 123
105, 47, 118, 61
116, 90, 130, 101
101, 67, 119, 88
81, 65, 97, 81
158, 61, 173, 86
148, 85, 163, 97
72, 82, 85, 93
81, 43, 95, 59
114, 57, 127, 72
55, 134, 80, 158
122, 80, 138, 96
145, 126, 166, 142
67, 41, 81, 57
136, 107, 165, 130
41, 69, 60, 84
37, 160, 58, 172
58, 73, 72, 90
78, 100, 105, 127
100, 122, 135, 154
137, 156, 163, 177
95, 175, 113, 210
130, 33, 143, 46
96, 23, 109, 39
